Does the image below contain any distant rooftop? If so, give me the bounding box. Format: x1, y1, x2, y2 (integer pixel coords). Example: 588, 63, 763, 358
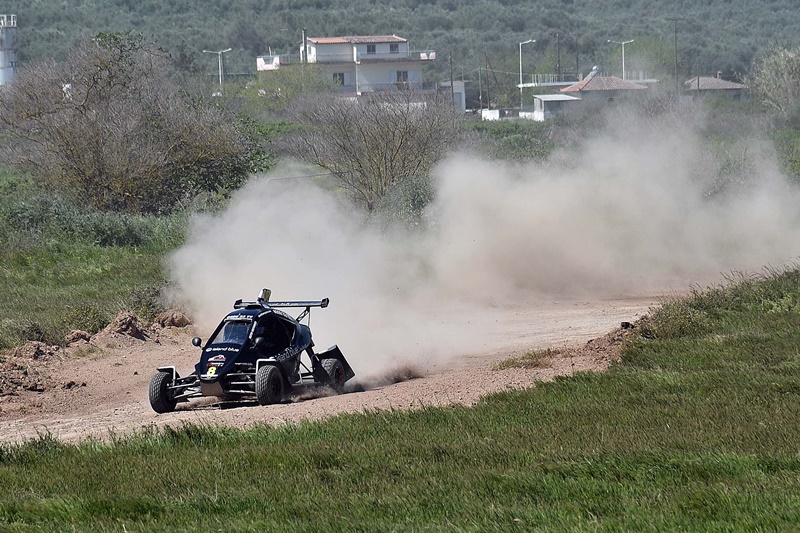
561, 75, 647, 93
307, 35, 407, 45
684, 76, 747, 91
533, 94, 581, 102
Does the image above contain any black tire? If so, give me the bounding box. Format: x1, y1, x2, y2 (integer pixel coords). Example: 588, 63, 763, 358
149, 371, 178, 414
322, 358, 345, 393
255, 365, 284, 405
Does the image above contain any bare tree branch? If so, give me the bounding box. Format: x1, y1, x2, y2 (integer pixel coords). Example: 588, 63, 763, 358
283, 90, 463, 211
0, 33, 262, 214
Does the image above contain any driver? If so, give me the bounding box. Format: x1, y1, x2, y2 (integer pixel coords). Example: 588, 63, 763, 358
254, 324, 276, 355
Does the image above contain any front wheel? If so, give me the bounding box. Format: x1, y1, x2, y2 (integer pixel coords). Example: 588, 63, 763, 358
322, 358, 345, 393
149, 371, 179, 413
255, 365, 284, 405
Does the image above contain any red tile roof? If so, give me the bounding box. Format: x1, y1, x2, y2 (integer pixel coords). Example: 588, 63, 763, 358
561, 75, 647, 93
308, 35, 407, 45
684, 76, 747, 91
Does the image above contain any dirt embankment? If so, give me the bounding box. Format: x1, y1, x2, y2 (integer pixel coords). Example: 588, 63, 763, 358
0, 296, 657, 444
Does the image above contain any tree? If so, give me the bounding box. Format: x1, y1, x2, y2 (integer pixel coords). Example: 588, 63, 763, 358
748, 45, 800, 120
0, 32, 267, 214
283, 90, 463, 211
239, 63, 339, 117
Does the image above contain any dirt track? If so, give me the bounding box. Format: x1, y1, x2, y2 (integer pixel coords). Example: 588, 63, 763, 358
0, 295, 660, 444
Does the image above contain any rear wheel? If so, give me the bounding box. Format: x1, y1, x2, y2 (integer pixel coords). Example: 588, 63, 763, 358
149, 371, 178, 413
255, 365, 284, 405
322, 358, 345, 393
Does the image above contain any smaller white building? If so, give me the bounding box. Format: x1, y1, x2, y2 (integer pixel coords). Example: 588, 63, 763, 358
0, 14, 17, 85
526, 94, 581, 121
438, 80, 466, 112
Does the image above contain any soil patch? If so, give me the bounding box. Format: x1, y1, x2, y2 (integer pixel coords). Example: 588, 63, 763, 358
0, 296, 659, 444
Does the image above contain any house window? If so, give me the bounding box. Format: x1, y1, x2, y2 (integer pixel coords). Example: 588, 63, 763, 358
396, 71, 408, 82
366, 44, 376, 54
333, 73, 345, 85
390, 43, 399, 54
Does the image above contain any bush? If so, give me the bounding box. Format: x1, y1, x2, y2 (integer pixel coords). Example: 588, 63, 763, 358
17, 320, 61, 345
62, 306, 109, 335
375, 174, 436, 227
470, 118, 557, 161
0, 188, 188, 251
0, 33, 269, 214
638, 300, 713, 340
126, 286, 166, 323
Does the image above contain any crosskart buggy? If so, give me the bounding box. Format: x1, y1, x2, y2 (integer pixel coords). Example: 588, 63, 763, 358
149, 289, 354, 413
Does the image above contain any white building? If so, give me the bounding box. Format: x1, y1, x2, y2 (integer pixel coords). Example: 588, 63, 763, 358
0, 15, 17, 85
526, 94, 581, 121
302, 35, 436, 95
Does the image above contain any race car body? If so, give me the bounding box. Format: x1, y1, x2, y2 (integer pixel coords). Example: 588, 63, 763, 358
149, 289, 354, 413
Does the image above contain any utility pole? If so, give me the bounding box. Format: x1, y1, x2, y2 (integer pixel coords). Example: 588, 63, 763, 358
478, 66, 483, 109
478, 67, 483, 111
484, 49, 491, 108
556, 33, 561, 81
301, 28, 307, 92
666, 17, 685, 100
449, 50, 455, 107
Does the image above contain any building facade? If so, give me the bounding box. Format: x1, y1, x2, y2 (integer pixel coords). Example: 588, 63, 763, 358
302, 35, 435, 95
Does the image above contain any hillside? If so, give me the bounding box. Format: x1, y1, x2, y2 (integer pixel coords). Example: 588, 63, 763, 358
14, 0, 800, 98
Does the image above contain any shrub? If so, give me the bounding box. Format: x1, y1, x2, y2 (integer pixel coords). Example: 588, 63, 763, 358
62, 306, 109, 335
126, 286, 166, 323
0, 33, 268, 214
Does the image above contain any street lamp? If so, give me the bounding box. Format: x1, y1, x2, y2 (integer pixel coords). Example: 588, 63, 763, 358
202, 48, 232, 93
518, 39, 536, 108
607, 39, 633, 80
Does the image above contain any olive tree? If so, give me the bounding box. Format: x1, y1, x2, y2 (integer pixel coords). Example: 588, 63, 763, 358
0, 33, 266, 214
240, 63, 339, 117
748, 45, 800, 119
283, 90, 462, 211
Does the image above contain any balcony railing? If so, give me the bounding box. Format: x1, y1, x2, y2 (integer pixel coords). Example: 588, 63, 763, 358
336, 80, 437, 93
257, 50, 437, 72
313, 50, 436, 64
0, 15, 16, 28
526, 73, 581, 86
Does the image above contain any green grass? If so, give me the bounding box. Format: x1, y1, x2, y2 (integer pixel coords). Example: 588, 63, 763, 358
493, 347, 556, 370
0, 244, 176, 347
0, 170, 187, 347
2, 268, 800, 530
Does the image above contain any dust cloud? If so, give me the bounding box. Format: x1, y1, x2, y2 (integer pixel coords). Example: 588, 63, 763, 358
167, 112, 800, 379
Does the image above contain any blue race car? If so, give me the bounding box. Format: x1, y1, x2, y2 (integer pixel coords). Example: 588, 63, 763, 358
149, 289, 354, 413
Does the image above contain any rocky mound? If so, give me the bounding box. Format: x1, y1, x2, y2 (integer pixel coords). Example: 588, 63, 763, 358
0, 341, 62, 395
0, 310, 192, 398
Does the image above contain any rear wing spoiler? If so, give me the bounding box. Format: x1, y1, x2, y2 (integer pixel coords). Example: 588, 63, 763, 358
268, 298, 329, 309
233, 288, 330, 311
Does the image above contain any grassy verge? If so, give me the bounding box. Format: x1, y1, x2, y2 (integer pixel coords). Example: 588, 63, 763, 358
1, 268, 800, 530
0, 170, 186, 348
